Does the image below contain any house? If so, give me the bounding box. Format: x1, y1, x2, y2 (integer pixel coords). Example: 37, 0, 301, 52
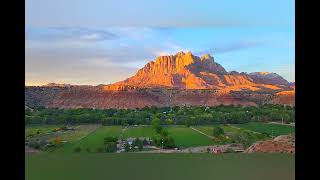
115, 137, 153, 152
212, 147, 223, 154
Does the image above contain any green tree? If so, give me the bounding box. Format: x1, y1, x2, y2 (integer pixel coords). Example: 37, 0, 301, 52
213, 126, 224, 137
133, 138, 143, 151
163, 136, 175, 148
104, 136, 117, 153
151, 118, 163, 133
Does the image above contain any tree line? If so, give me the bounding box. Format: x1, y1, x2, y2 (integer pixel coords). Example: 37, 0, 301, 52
25, 104, 295, 126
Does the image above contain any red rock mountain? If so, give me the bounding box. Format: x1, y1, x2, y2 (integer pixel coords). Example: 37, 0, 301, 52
25, 51, 295, 109
104, 51, 291, 92
248, 72, 289, 85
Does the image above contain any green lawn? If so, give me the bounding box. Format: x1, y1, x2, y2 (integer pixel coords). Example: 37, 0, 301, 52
122, 126, 156, 138
233, 122, 295, 136
166, 126, 214, 147
57, 126, 122, 152
25, 153, 295, 180
193, 125, 241, 137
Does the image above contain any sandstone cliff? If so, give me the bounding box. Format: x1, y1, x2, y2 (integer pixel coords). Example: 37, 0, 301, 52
104, 52, 292, 92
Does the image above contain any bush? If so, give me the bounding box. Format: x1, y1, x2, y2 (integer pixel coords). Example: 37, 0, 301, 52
124, 143, 130, 152
105, 142, 117, 153
225, 148, 235, 153
29, 141, 40, 149
213, 126, 224, 137
133, 138, 143, 151
164, 136, 175, 149
104, 137, 118, 143
74, 147, 81, 152
96, 147, 104, 153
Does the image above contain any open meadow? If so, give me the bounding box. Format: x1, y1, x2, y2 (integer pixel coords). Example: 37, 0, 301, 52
166, 126, 214, 147
233, 122, 295, 137
25, 153, 295, 180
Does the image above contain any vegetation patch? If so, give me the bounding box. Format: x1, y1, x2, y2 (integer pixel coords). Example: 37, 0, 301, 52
166, 126, 213, 148
233, 122, 295, 137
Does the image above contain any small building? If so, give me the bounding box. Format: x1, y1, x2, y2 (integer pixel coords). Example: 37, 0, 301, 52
212, 147, 223, 154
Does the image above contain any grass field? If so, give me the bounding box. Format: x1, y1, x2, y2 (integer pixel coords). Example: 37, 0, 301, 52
166, 126, 214, 147
58, 126, 122, 152
122, 126, 156, 138
26, 123, 295, 152
233, 122, 295, 136
193, 125, 241, 137
25, 125, 61, 138
193, 125, 269, 146
25, 153, 295, 180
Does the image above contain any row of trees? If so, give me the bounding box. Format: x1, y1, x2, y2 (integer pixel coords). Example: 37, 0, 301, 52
151, 118, 175, 149
25, 104, 295, 125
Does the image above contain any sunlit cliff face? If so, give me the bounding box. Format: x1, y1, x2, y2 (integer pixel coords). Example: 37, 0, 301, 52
104, 51, 292, 91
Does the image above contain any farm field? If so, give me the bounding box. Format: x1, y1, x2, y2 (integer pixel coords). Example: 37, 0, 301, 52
122, 126, 156, 138
58, 126, 215, 151
26, 123, 295, 153
192, 125, 269, 146
25, 153, 295, 180
25, 125, 62, 138
193, 125, 241, 137
58, 126, 122, 152
233, 122, 295, 137
166, 126, 214, 147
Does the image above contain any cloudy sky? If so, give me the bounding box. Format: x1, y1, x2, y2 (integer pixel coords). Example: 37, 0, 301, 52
26, 0, 295, 85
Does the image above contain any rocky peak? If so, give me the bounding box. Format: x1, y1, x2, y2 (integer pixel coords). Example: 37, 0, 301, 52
200, 53, 214, 62
146, 51, 226, 74
249, 72, 289, 85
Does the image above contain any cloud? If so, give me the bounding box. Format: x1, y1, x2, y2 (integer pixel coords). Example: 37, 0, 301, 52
196, 40, 263, 55
26, 27, 118, 42
25, 27, 295, 85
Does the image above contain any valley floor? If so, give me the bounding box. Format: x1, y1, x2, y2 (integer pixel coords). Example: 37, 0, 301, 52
25, 123, 295, 153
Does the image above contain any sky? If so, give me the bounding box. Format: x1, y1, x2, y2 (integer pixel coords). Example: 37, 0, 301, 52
25, 0, 295, 86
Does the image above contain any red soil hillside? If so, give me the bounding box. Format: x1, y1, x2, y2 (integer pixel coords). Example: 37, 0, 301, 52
245, 134, 295, 153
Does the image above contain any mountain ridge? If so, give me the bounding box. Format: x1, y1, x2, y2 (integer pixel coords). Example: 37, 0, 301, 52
104, 51, 291, 91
